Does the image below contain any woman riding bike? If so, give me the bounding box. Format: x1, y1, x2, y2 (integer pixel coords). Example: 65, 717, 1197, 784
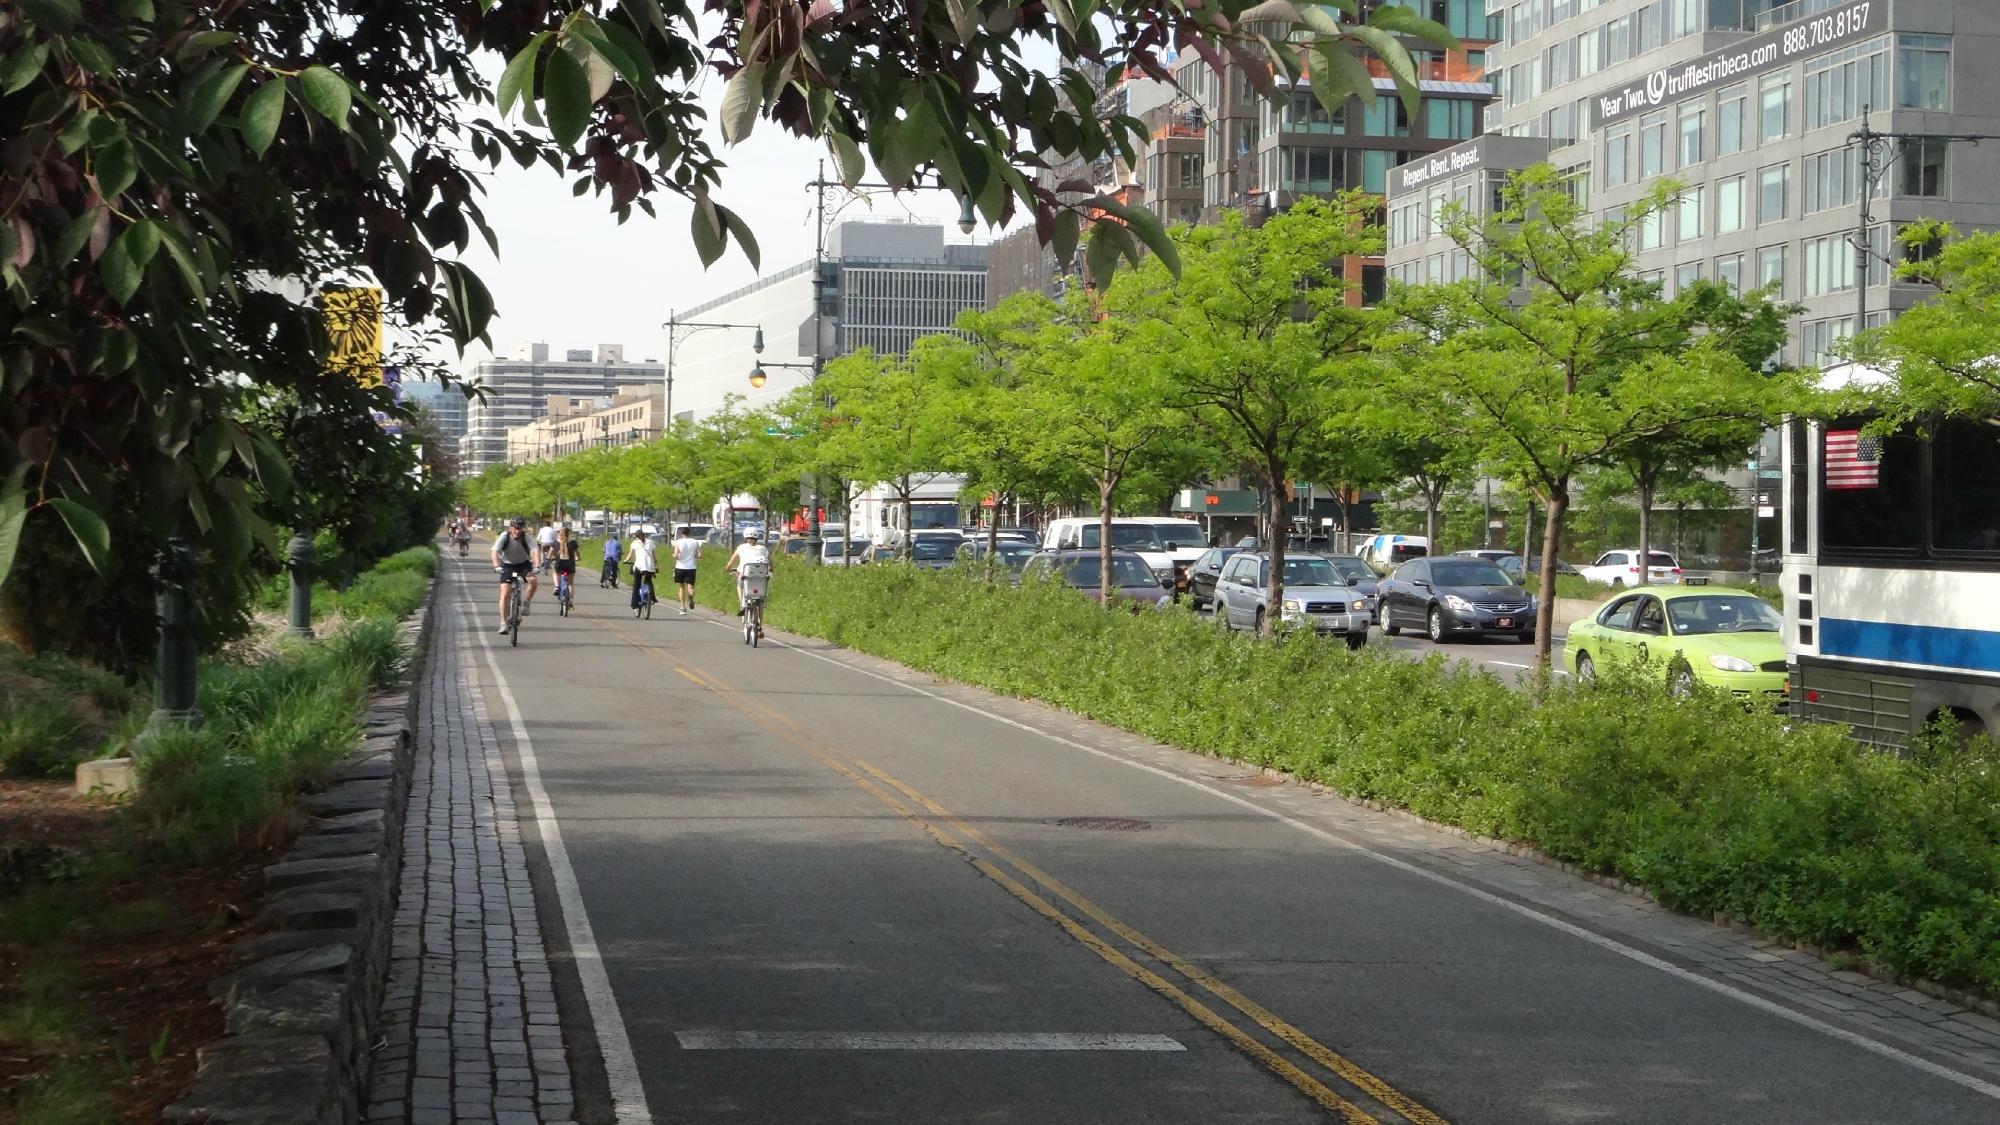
724, 527, 773, 617
552, 525, 581, 612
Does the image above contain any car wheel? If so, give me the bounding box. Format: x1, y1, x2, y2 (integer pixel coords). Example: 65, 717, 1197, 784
1669, 662, 1696, 698
1344, 633, 1366, 652
1427, 606, 1449, 644
1382, 603, 1401, 636
1576, 652, 1596, 681
1213, 600, 1231, 631
1253, 606, 1266, 635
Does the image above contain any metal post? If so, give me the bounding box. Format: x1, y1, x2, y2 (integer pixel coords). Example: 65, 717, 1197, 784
1854, 107, 1876, 340
146, 535, 204, 736
285, 530, 315, 639
809, 158, 828, 565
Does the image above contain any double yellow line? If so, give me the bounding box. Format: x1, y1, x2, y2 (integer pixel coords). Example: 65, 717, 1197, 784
602, 617, 1446, 1124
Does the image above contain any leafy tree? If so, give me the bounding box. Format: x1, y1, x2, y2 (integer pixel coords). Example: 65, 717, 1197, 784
1384, 167, 1803, 670
1107, 199, 1380, 632
1850, 222, 2000, 426
814, 347, 959, 555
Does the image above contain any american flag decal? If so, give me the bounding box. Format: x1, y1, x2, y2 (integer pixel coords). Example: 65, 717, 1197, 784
1826, 430, 1881, 490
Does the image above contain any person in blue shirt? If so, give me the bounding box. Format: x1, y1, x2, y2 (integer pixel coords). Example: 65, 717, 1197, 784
599, 530, 622, 589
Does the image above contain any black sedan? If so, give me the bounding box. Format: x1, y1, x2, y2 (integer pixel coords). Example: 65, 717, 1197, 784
1377, 557, 1536, 643
1184, 546, 1241, 609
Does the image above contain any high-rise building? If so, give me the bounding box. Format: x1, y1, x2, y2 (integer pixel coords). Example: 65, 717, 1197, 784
401, 377, 468, 443
669, 220, 988, 421
1386, 0, 2000, 366
457, 344, 662, 475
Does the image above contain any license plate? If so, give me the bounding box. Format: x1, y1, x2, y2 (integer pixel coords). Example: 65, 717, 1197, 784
1496, 617, 1513, 628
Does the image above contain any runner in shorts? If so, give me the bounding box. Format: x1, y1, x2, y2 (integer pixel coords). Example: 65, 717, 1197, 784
671, 525, 702, 614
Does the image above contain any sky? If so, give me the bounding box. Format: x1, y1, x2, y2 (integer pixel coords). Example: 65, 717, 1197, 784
435, 59, 1013, 374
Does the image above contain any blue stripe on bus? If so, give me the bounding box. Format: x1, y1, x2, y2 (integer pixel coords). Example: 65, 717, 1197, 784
1820, 618, 2000, 674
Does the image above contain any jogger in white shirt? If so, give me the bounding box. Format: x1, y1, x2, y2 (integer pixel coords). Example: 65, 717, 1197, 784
671, 526, 702, 614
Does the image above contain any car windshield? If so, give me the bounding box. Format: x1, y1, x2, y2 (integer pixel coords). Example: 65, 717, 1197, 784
906, 504, 960, 530
1666, 596, 1782, 635
1429, 561, 1514, 587
975, 542, 1036, 564
911, 537, 963, 560
1146, 521, 1204, 548
1324, 556, 1372, 583
1279, 558, 1342, 586
1060, 556, 1159, 587
1081, 524, 1164, 549
822, 540, 867, 557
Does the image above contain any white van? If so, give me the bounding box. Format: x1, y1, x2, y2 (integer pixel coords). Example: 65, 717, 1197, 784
1042, 517, 1208, 586
1356, 533, 1430, 575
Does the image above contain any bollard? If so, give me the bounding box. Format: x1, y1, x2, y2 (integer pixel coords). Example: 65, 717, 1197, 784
286, 530, 315, 639
145, 535, 204, 734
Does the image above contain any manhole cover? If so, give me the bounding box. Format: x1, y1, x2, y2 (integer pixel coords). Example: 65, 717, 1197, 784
1052, 816, 1153, 831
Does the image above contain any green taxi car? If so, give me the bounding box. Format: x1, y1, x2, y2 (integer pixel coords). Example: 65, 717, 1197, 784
1563, 586, 1787, 706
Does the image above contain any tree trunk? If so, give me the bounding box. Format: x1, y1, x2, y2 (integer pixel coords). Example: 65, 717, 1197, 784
985, 491, 1002, 578
1533, 485, 1569, 676
1635, 470, 1655, 587
900, 475, 914, 560
1263, 469, 1287, 638
1098, 455, 1116, 605
1424, 482, 1442, 554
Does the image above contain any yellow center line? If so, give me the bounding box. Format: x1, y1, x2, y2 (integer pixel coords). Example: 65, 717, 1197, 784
594, 619, 1391, 1122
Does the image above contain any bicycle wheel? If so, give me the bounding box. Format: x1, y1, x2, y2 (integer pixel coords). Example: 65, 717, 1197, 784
751, 603, 762, 648
509, 591, 522, 646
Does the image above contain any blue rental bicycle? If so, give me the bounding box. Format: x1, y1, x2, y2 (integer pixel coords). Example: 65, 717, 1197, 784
633, 571, 656, 620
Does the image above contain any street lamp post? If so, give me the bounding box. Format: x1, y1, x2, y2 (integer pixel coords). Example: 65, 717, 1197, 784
660, 314, 764, 426
1847, 107, 1998, 342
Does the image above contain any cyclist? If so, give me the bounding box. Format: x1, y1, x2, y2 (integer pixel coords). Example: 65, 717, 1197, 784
625, 528, 659, 612
600, 529, 622, 589
536, 519, 559, 572
671, 525, 702, 615
552, 525, 580, 608
723, 527, 772, 617
491, 517, 541, 634
453, 520, 471, 557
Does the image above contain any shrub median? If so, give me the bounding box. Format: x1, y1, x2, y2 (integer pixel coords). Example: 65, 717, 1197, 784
697, 556, 2000, 998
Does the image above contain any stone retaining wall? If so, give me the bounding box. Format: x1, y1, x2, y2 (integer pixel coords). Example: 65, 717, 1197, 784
165, 578, 439, 1125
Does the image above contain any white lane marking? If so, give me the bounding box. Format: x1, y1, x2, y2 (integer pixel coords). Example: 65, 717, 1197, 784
715, 618, 2000, 1102
675, 1031, 1186, 1052
462, 564, 655, 1124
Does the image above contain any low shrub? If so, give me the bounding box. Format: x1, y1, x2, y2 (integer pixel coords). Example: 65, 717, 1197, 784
0, 649, 142, 778
717, 558, 2000, 996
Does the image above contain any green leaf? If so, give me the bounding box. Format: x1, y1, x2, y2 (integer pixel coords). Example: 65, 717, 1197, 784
65, 36, 115, 75
829, 130, 864, 188
716, 204, 760, 271
438, 260, 495, 348
621, 0, 667, 34
1115, 203, 1180, 277
1348, 25, 1420, 120
1314, 41, 1379, 112
50, 206, 97, 269
690, 191, 725, 267
1367, 4, 1457, 49
559, 30, 617, 103
1051, 209, 1081, 271
240, 76, 287, 157
1084, 220, 1120, 289
98, 233, 141, 304
193, 420, 233, 479
17, 0, 80, 33
543, 45, 591, 148
154, 225, 206, 301
568, 17, 644, 90
496, 34, 544, 119
719, 61, 764, 145
298, 66, 351, 131
0, 465, 27, 592
0, 42, 50, 95
94, 137, 138, 198
248, 434, 292, 501
203, 484, 252, 565
114, 0, 155, 18
47, 498, 110, 574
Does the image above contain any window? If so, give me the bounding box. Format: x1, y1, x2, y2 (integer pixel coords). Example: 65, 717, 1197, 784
1757, 163, 1788, 224
1577, 27, 1602, 78
1363, 99, 1413, 137
1717, 83, 1747, 156
1899, 137, 1948, 197
1819, 421, 1921, 555
1547, 37, 1574, 88
1563, 164, 1591, 209
1279, 90, 1339, 133
1803, 234, 1856, 297
1640, 111, 1668, 178
1801, 316, 1855, 366
1428, 99, 1477, 140
1898, 34, 1950, 110
1715, 253, 1744, 292
1757, 244, 1787, 299
1600, 595, 1641, 631
1639, 208, 1665, 250
1280, 147, 1338, 191
1174, 152, 1203, 189
1677, 186, 1703, 241
1716, 175, 1745, 233
1803, 38, 1890, 131
1604, 125, 1632, 186
1547, 102, 1574, 143
1931, 421, 2000, 555
1678, 105, 1704, 167
1802, 148, 1863, 214
1638, 2, 1664, 53
1671, 0, 1701, 38
1674, 261, 1702, 294
1607, 14, 1632, 65
1362, 150, 1390, 193
1759, 73, 1791, 143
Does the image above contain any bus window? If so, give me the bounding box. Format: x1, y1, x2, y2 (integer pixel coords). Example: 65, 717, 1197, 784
1931, 420, 2000, 555
1786, 420, 1807, 555
1819, 424, 1921, 555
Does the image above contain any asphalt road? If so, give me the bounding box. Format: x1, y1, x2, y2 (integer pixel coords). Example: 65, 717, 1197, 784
461, 559, 1993, 1124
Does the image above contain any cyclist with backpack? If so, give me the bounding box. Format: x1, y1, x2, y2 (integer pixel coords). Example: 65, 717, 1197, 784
552, 525, 581, 611
491, 517, 541, 635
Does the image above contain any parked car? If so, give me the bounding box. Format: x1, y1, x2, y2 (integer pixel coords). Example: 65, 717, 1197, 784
781, 536, 811, 556
1454, 548, 1530, 583
908, 532, 966, 569
863, 544, 899, 564
1211, 553, 1369, 648
1022, 549, 1172, 609
1563, 587, 1786, 706
1377, 557, 1536, 643
1578, 549, 1685, 588
1184, 546, 1242, 609
956, 539, 1038, 572
820, 538, 871, 566
1320, 553, 1380, 619
1041, 517, 1207, 590
1355, 533, 1430, 575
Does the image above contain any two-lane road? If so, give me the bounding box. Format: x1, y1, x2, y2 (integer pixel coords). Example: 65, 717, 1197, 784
457, 557, 1999, 1123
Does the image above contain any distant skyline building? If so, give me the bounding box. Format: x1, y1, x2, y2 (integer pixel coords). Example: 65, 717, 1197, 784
458, 342, 661, 475
401, 376, 468, 444
504, 386, 664, 465
670, 219, 988, 422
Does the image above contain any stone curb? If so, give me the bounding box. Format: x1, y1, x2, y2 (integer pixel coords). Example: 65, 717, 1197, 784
167, 567, 441, 1125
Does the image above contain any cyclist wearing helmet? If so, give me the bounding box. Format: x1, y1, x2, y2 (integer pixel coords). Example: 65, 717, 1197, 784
724, 527, 773, 617
491, 517, 541, 634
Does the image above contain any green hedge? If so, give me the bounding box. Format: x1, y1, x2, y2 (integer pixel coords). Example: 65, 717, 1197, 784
703, 557, 2000, 996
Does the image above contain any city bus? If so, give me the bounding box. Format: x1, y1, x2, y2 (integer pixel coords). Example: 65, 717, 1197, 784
1783, 367, 2000, 745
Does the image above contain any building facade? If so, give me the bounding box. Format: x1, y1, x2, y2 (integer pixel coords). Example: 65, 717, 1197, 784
458, 343, 663, 475
1387, 0, 2000, 366
670, 221, 988, 421
401, 377, 468, 443
503, 387, 664, 464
